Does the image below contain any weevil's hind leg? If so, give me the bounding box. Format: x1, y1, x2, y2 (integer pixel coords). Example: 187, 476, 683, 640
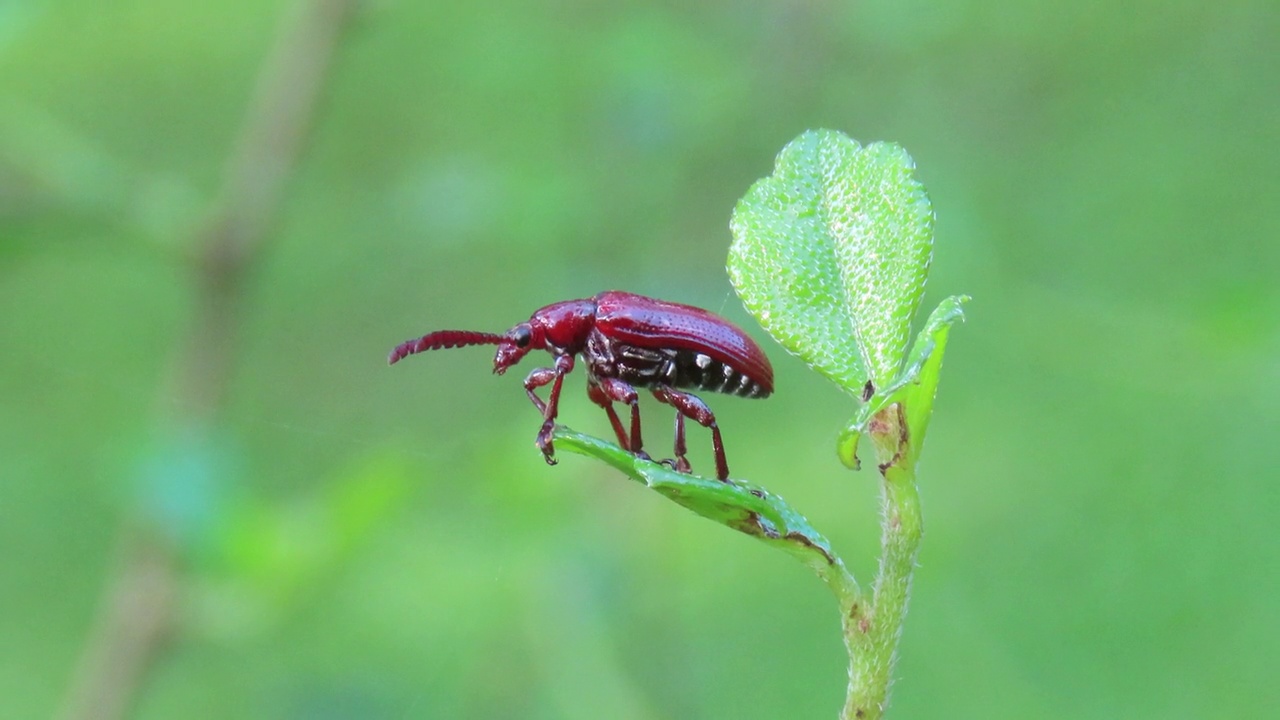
652, 385, 728, 481
595, 376, 648, 461
523, 354, 575, 464
587, 378, 630, 450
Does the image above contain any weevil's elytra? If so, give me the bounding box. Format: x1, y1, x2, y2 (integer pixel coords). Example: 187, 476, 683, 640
389, 291, 774, 481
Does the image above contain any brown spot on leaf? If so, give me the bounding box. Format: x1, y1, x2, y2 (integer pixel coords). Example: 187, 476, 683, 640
861, 380, 875, 402
729, 511, 780, 540
785, 531, 834, 564
855, 709, 865, 718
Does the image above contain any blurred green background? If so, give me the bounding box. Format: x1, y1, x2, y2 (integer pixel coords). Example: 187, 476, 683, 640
3, 0, 1278, 718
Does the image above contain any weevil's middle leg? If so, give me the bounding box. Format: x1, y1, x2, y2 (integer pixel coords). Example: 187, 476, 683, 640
594, 376, 647, 460
587, 379, 630, 450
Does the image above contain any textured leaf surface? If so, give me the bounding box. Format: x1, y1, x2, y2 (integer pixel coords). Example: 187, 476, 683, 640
729, 129, 934, 395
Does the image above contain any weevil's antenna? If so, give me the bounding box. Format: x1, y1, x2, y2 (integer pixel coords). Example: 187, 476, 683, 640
388, 331, 506, 365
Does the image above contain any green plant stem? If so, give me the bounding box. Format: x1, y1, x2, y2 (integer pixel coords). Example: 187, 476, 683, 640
842, 405, 921, 720
553, 404, 930, 720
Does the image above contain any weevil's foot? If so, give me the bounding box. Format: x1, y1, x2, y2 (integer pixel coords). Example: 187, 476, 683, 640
538, 444, 558, 466
633, 449, 653, 463
536, 422, 557, 465
655, 457, 693, 474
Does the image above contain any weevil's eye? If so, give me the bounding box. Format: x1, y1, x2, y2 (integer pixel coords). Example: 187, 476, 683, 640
513, 325, 532, 348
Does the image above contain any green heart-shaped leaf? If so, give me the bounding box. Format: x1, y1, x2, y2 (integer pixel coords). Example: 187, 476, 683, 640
728, 130, 934, 396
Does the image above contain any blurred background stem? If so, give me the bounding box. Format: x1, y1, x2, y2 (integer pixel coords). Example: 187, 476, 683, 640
55, 2, 356, 718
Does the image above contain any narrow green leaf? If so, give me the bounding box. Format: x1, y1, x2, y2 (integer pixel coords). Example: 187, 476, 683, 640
553, 427, 846, 578
836, 295, 968, 469
899, 296, 968, 466
728, 129, 934, 396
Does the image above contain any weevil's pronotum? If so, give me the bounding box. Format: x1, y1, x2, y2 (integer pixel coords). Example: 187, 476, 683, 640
389, 291, 774, 480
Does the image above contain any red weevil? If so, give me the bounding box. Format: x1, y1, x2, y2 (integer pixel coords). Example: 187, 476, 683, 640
389, 291, 774, 481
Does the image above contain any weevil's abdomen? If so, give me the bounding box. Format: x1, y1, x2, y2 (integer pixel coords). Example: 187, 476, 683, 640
672, 349, 770, 398
609, 344, 772, 399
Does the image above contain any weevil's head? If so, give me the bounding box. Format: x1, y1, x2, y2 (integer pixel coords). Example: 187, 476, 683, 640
492, 321, 542, 375
492, 298, 596, 374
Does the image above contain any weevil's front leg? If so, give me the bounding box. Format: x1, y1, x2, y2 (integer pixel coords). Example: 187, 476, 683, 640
652, 385, 729, 481
523, 369, 555, 415
523, 353, 575, 464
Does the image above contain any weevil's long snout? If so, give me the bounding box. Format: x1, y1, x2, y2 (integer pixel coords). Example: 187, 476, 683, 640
492, 342, 530, 375
387, 330, 505, 365
492, 322, 537, 375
